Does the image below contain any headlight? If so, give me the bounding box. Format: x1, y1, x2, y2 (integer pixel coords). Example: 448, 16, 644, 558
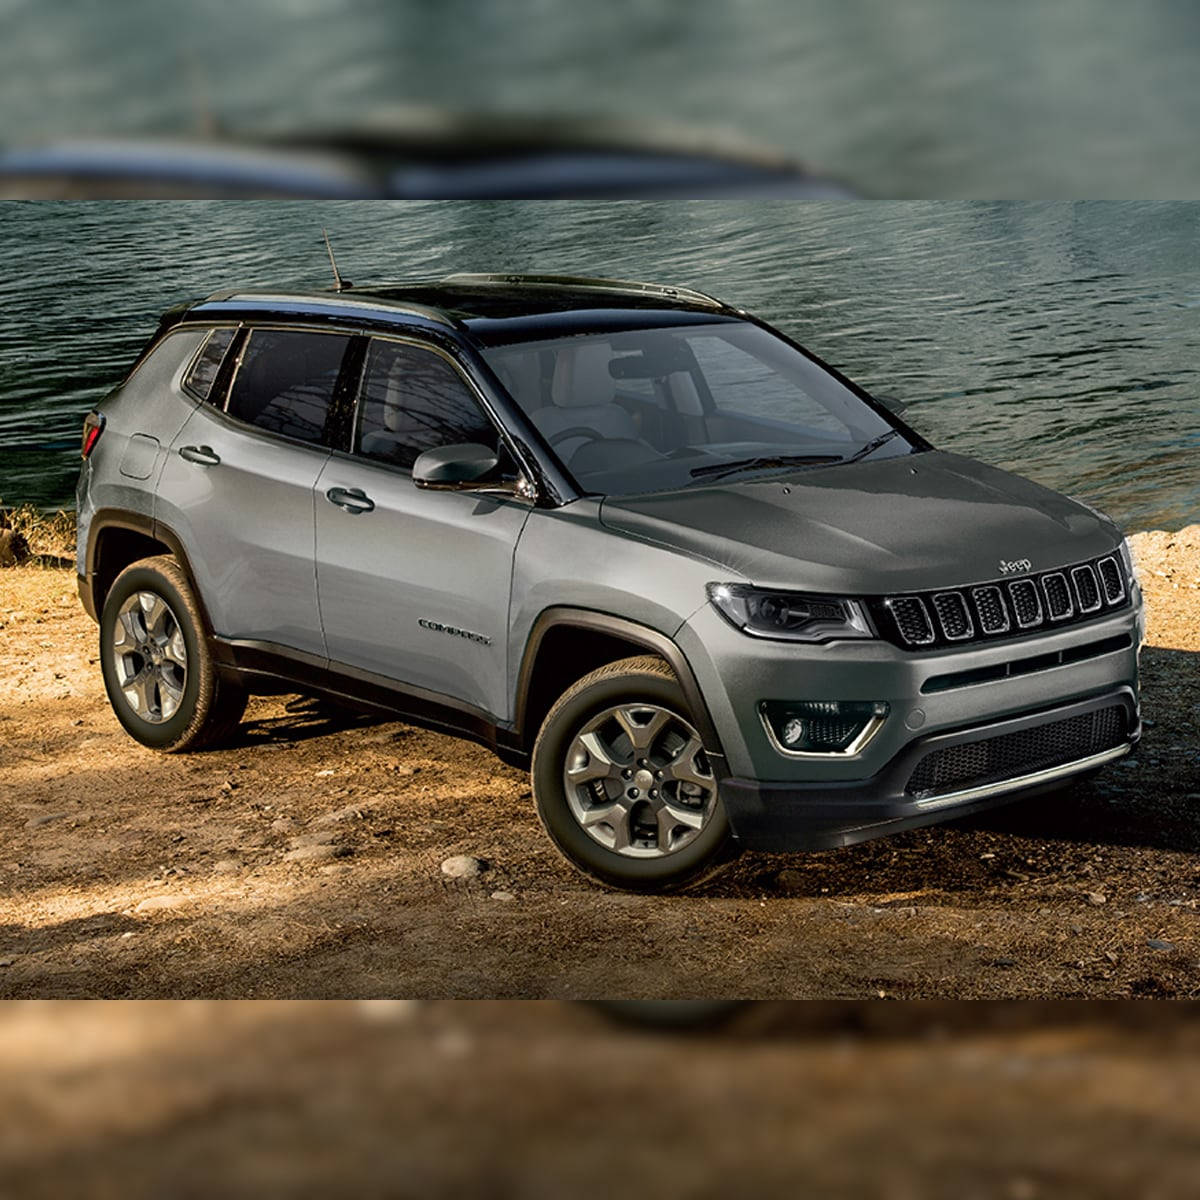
707, 583, 874, 642
1119, 535, 1140, 586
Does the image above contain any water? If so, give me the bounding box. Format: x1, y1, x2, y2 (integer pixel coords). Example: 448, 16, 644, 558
1, 1, 1199, 197
1, 200, 1198, 532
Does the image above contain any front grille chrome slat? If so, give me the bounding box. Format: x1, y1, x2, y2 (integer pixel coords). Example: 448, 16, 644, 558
1007, 579, 1043, 629
1041, 572, 1074, 621
871, 553, 1132, 651
931, 592, 974, 641
886, 596, 935, 646
971, 585, 1011, 636
1097, 555, 1126, 605
1071, 564, 1102, 614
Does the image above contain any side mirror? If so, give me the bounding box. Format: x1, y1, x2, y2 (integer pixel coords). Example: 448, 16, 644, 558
876, 394, 907, 416
412, 443, 500, 490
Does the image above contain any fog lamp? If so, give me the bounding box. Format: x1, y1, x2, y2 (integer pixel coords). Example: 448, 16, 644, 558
760, 700, 888, 755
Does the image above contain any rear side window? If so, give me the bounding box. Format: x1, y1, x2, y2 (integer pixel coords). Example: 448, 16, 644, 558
183, 327, 237, 401
226, 329, 351, 445
355, 340, 499, 469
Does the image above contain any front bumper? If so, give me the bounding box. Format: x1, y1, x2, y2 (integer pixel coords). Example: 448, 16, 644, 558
719, 687, 1139, 851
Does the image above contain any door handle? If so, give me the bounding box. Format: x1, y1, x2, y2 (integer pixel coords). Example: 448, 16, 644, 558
325, 486, 375, 514
179, 444, 221, 467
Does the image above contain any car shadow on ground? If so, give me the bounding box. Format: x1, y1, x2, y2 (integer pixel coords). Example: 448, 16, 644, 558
236, 695, 385, 747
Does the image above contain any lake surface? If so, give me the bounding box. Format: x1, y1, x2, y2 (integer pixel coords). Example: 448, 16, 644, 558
1, 200, 1198, 533
1, 0, 1199, 197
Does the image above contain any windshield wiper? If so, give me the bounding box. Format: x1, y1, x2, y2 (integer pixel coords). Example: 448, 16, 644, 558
841, 429, 902, 465
688, 453, 844, 483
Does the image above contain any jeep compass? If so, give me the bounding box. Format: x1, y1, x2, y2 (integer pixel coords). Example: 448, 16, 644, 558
75, 273, 1143, 890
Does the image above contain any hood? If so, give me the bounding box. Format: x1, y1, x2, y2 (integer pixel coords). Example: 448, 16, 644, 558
598, 451, 1123, 594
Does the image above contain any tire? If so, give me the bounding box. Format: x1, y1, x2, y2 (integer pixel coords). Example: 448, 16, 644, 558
99, 554, 247, 752
531, 655, 734, 891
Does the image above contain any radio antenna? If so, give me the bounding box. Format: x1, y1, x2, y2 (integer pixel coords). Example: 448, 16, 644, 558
323, 229, 352, 292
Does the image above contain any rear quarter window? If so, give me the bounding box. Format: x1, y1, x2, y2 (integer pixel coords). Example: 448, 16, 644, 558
183, 327, 238, 401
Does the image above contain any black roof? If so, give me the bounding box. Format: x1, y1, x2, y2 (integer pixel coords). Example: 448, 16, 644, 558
189, 273, 744, 344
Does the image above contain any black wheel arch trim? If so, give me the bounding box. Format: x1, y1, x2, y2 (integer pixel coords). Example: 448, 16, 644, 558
83, 508, 215, 636
515, 606, 726, 768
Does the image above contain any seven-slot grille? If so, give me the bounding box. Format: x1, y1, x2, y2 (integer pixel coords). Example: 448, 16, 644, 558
870, 553, 1129, 650
905, 705, 1128, 799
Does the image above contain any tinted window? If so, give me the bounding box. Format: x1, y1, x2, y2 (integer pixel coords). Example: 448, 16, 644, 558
183, 327, 236, 401
226, 329, 350, 444
355, 340, 498, 469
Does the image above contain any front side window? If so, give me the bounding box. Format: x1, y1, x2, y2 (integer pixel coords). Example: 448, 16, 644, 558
225, 328, 351, 445
483, 321, 912, 497
355, 339, 499, 469
183, 327, 237, 402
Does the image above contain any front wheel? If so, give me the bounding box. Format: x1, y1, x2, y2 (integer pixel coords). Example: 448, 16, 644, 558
99, 554, 246, 752
531, 656, 734, 891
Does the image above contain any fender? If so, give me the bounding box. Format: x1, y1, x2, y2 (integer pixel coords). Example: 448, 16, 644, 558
515, 606, 726, 769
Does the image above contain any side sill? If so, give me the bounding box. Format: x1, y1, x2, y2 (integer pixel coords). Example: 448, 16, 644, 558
212, 637, 529, 769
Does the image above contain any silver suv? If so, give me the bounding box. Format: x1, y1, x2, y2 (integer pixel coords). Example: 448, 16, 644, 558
76, 273, 1143, 890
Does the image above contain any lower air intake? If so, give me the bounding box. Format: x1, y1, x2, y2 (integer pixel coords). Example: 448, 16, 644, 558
905, 705, 1128, 799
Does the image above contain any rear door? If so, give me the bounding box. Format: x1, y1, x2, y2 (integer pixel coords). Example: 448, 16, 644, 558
159, 325, 354, 657
314, 335, 532, 719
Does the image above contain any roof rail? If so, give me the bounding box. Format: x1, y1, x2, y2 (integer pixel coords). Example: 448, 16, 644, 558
436, 272, 729, 311
198, 288, 457, 327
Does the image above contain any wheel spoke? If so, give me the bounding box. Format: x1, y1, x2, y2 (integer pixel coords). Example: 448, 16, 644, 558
661, 735, 713, 790
614, 706, 670, 755
127, 669, 157, 718
113, 608, 139, 649
158, 671, 183, 719
164, 628, 188, 669
580, 800, 634, 851
658, 798, 706, 841
139, 592, 169, 640
567, 730, 624, 785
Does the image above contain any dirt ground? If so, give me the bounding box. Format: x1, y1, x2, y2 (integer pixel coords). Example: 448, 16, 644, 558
2, 1000, 1200, 1198
1, 528, 1199, 999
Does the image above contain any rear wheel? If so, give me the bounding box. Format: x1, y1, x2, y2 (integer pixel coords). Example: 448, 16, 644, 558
99, 555, 246, 752
532, 655, 734, 891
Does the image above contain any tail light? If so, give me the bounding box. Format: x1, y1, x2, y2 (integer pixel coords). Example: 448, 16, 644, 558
81, 411, 106, 459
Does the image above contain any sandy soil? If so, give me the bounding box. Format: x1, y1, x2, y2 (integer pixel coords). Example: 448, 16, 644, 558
1, 529, 1198, 999
2, 1000, 1200, 1199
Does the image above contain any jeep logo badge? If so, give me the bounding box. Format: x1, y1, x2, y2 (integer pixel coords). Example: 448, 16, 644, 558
998, 558, 1033, 575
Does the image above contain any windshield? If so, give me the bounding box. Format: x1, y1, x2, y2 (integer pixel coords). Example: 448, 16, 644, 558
482, 320, 914, 497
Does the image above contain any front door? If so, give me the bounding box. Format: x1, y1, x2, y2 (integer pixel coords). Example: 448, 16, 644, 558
314, 336, 532, 719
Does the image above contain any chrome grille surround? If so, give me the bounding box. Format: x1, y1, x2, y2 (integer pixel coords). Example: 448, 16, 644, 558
870, 553, 1132, 650
1070, 564, 1102, 614
1007, 579, 1043, 628
885, 596, 935, 646
1097, 555, 1126, 605
971, 585, 1011, 635
1041, 572, 1074, 621
931, 592, 974, 641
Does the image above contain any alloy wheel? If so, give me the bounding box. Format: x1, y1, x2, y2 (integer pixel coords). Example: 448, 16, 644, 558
110, 590, 188, 723
562, 703, 717, 859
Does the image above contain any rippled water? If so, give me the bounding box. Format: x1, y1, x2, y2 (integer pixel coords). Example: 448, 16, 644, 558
1, 200, 1198, 532
1, 1, 1199, 197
